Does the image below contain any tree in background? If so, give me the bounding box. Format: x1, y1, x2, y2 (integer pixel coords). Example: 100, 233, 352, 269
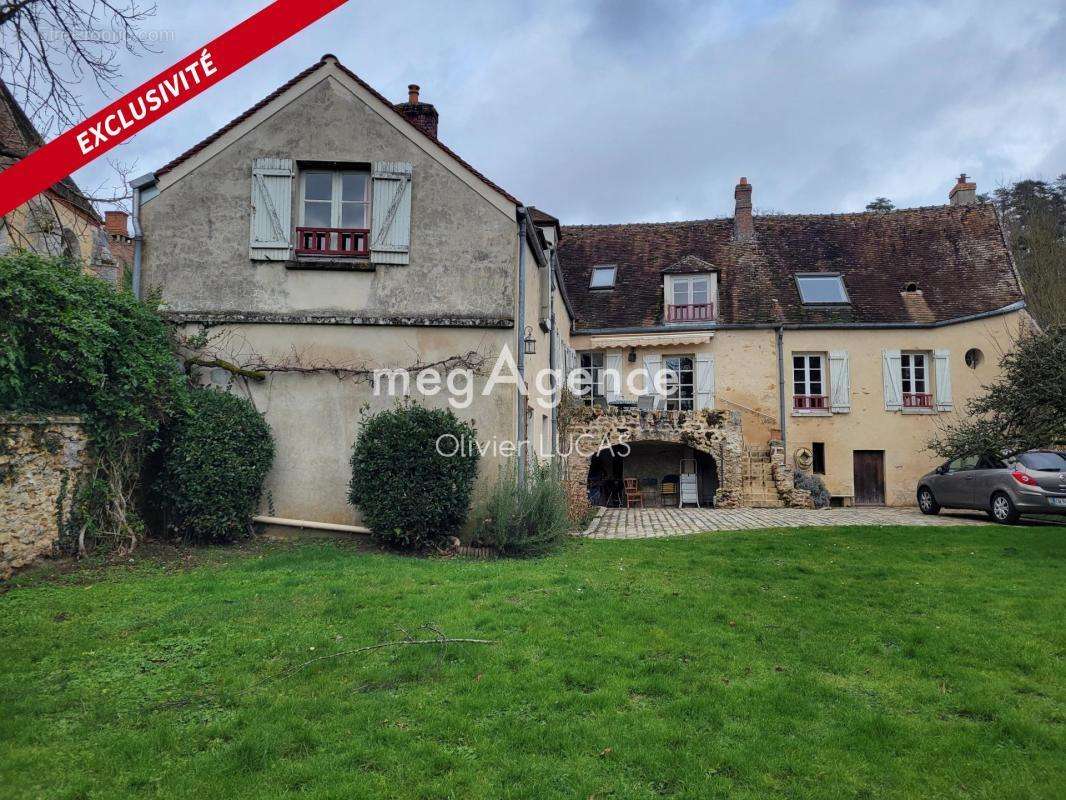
865, 197, 895, 212
992, 176, 1066, 327
930, 327, 1065, 460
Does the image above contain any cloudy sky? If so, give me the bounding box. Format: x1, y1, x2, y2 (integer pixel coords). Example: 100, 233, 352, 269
63, 0, 1066, 223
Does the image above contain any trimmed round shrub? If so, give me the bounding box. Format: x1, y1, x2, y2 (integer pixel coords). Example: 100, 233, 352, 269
153, 388, 275, 543
348, 403, 479, 549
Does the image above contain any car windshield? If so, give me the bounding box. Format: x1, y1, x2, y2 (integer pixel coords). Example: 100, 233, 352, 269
1018, 452, 1066, 472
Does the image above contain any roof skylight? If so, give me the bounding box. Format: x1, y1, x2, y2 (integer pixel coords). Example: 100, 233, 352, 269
589, 265, 617, 289
796, 273, 849, 304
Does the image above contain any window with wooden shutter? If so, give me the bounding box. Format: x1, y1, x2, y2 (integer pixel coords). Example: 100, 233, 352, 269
249, 157, 294, 260
370, 161, 413, 265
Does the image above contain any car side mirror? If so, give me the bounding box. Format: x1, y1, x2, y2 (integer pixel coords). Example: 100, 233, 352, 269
936, 464, 948, 475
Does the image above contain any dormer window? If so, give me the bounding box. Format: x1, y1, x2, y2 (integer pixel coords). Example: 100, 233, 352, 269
589, 265, 617, 289
796, 273, 849, 304
665, 274, 716, 322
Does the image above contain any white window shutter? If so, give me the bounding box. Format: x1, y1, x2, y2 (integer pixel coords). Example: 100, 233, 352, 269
829, 350, 851, 413
249, 157, 293, 260
934, 349, 953, 411
643, 353, 663, 399
604, 354, 623, 402
370, 161, 413, 265
695, 354, 715, 410
882, 349, 902, 411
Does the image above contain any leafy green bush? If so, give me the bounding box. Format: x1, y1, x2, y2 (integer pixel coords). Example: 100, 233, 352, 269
348, 402, 479, 549
794, 470, 830, 508
0, 252, 183, 547
474, 460, 570, 556
152, 388, 274, 543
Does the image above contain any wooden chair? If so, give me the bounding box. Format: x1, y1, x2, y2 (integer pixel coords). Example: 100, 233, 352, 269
623, 477, 643, 508
660, 476, 679, 507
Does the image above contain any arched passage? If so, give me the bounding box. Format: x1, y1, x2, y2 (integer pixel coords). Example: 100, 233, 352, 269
562, 408, 745, 513
587, 440, 719, 507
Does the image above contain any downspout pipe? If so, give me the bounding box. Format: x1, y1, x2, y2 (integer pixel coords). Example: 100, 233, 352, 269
776, 325, 787, 457
548, 247, 558, 457
129, 172, 156, 299
516, 209, 529, 486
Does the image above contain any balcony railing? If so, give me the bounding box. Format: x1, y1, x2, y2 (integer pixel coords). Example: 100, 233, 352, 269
666, 303, 715, 322
903, 392, 933, 408
295, 226, 370, 257
793, 394, 828, 410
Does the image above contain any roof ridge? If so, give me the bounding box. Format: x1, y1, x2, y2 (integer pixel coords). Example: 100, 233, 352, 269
154, 55, 520, 206
560, 202, 992, 230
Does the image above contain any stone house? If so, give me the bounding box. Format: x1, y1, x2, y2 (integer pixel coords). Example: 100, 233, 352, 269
135, 55, 1032, 529
0, 79, 118, 283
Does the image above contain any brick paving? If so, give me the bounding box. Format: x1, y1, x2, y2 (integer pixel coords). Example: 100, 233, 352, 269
579, 506, 999, 539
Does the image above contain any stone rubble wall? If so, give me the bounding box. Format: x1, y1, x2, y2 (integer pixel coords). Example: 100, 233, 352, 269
769, 441, 814, 508
0, 415, 91, 578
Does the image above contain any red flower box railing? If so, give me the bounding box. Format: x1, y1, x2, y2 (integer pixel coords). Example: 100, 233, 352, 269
903, 392, 933, 408
793, 395, 828, 410
295, 227, 370, 257
666, 303, 715, 322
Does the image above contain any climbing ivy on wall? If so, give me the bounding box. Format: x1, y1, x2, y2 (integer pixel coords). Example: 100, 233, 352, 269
0, 251, 184, 550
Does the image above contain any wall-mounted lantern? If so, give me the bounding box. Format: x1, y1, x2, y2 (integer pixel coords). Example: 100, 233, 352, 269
523, 326, 536, 355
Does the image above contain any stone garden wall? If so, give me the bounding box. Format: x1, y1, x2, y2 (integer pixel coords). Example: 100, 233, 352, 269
0, 415, 91, 578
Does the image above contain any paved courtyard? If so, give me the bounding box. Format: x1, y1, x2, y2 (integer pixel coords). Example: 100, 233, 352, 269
579, 506, 1002, 539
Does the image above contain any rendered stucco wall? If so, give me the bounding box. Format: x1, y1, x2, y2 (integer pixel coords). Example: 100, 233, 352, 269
569, 309, 1031, 506
141, 75, 516, 319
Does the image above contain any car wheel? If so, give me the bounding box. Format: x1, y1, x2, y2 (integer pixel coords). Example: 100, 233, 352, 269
989, 492, 1020, 525
917, 486, 941, 515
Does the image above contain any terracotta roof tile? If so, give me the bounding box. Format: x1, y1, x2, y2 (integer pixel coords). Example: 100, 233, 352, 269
559, 205, 1024, 329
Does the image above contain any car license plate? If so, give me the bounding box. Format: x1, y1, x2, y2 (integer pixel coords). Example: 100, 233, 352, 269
1050, 497, 1066, 507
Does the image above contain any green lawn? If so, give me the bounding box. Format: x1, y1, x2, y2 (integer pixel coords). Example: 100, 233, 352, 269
2, 526, 1064, 800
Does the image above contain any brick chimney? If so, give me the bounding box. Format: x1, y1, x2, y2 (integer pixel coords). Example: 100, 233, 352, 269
104, 210, 129, 237
733, 177, 754, 242
394, 84, 439, 140
948, 173, 977, 206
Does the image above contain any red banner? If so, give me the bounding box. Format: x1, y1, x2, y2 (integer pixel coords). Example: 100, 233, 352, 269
0, 0, 348, 217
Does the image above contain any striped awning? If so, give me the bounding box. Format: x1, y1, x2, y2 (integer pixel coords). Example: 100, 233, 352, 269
587, 332, 714, 349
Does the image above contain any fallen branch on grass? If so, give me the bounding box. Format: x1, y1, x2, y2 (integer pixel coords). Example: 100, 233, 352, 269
234, 624, 495, 697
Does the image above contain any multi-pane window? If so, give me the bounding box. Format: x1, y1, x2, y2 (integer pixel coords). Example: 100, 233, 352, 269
901, 352, 931, 407
667, 276, 713, 321
301, 170, 370, 228
663, 355, 695, 410
298, 170, 371, 256
579, 352, 604, 405
793, 354, 827, 409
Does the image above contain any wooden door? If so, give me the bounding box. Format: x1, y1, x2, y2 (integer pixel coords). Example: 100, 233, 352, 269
853, 450, 886, 506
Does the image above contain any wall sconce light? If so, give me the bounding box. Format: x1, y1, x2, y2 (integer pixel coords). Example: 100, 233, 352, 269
523, 326, 536, 355
628, 349, 637, 363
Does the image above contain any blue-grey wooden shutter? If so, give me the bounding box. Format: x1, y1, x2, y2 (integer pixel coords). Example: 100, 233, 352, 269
933, 349, 953, 411
695, 354, 715, 410
829, 350, 851, 413
882, 349, 902, 411
370, 161, 413, 265
249, 157, 293, 260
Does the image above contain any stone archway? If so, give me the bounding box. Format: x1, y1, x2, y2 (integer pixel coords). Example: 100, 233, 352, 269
562, 407, 745, 518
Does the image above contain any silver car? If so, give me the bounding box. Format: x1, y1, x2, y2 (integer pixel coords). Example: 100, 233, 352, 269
917, 451, 1066, 524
